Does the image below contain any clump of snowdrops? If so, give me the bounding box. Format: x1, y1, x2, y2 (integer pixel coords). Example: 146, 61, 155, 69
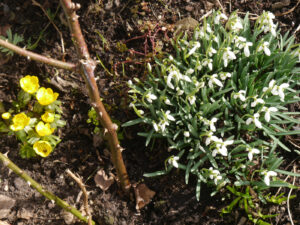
0, 75, 65, 158
124, 11, 300, 223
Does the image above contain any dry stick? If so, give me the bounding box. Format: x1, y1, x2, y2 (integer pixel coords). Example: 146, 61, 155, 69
0, 39, 76, 71
0, 152, 95, 225
287, 165, 297, 225
59, 0, 131, 193
66, 169, 93, 225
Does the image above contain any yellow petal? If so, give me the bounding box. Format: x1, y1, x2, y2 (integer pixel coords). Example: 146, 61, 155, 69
1, 112, 11, 120
35, 121, 53, 136
33, 141, 52, 157
41, 111, 55, 123
10, 113, 31, 131
20, 75, 39, 94
36, 87, 59, 105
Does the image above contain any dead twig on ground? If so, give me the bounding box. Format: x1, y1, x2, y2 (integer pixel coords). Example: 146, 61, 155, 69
275, 0, 300, 16
0, 152, 95, 225
66, 169, 93, 225
287, 165, 297, 225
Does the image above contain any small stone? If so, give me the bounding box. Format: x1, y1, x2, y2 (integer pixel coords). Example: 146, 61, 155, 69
17, 208, 33, 220
185, 5, 194, 11
14, 177, 30, 192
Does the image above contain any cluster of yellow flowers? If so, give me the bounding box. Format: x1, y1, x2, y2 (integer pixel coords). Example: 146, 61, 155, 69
1, 75, 60, 157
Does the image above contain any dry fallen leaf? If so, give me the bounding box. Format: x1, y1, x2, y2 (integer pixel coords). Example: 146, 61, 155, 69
134, 183, 156, 210
94, 169, 115, 191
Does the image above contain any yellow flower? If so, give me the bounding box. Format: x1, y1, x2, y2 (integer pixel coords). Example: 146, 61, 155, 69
33, 141, 52, 157
35, 121, 54, 136
10, 113, 31, 131
20, 75, 39, 94
36, 87, 59, 106
41, 111, 55, 123
2, 112, 11, 120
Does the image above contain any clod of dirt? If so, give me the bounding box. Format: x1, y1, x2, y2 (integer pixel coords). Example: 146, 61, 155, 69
94, 169, 115, 191
61, 209, 75, 225
16, 208, 33, 220
133, 183, 156, 210
272, 0, 290, 9
0, 194, 16, 219
174, 17, 199, 37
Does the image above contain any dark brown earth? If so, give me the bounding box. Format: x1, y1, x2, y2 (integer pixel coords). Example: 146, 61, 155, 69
0, 0, 300, 224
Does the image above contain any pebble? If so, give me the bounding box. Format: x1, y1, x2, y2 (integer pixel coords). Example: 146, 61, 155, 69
17, 208, 33, 220
0, 194, 16, 219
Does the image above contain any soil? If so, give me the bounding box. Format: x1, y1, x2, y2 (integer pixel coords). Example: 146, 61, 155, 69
0, 0, 300, 225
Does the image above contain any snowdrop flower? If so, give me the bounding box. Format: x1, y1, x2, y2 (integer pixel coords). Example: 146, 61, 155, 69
233, 90, 246, 102
234, 36, 253, 57
127, 80, 133, 86
219, 72, 231, 81
202, 58, 213, 70
246, 146, 260, 161
214, 12, 228, 24
164, 110, 175, 121
250, 95, 265, 107
147, 63, 152, 72
167, 67, 191, 89
188, 95, 196, 105
187, 42, 201, 57
207, 46, 217, 57
262, 106, 278, 122
242, 42, 253, 57
168, 156, 179, 168
262, 170, 277, 186
223, 47, 236, 67
164, 98, 172, 105
145, 92, 157, 103
228, 14, 243, 32
258, 42, 271, 56
211, 137, 234, 157
184, 131, 190, 137
204, 118, 218, 132
186, 68, 194, 75
263, 79, 276, 93
209, 167, 223, 185
208, 74, 223, 88
176, 87, 184, 96
258, 11, 277, 37
205, 131, 217, 146
246, 113, 262, 128
271, 83, 289, 102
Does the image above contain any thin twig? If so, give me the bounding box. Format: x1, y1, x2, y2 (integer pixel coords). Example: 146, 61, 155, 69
275, 0, 300, 16
32, 0, 66, 58
215, 0, 225, 14
0, 152, 95, 225
287, 165, 296, 225
0, 39, 76, 71
66, 169, 92, 225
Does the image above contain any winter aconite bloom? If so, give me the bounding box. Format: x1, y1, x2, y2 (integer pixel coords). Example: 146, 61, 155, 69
33, 141, 52, 157
36, 87, 59, 105
41, 111, 55, 123
35, 121, 54, 136
10, 113, 31, 131
20, 75, 39, 94
1, 112, 11, 120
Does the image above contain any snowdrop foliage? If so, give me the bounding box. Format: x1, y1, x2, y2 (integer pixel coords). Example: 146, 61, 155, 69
124, 10, 300, 208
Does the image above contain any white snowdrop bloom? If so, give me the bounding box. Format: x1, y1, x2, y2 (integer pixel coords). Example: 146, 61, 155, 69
207, 46, 217, 57
219, 72, 231, 81
153, 122, 159, 131
258, 11, 277, 37
164, 98, 172, 105
229, 15, 243, 32
211, 137, 234, 157
263, 79, 276, 93
234, 36, 246, 46
145, 92, 157, 103
186, 68, 194, 75
246, 147, 260, 161
209, 167, 222, 185
271, 83, 289, 102
208, 74, 223, 88
262, 170, 277, 186
169, 55, 174, 61
137, 110, 144, 115
187, 42, 201, 57
147, 63, 152, 72
204, 118, 218, 132
194, 80, 205, 89
205, 131, 217, 146
262, 106, 278, 122
127, 80, 133, 86
188, 95, 196, 105
214, 12, 228, 24
250, 96, 265, 107
184, 131, 190, 137
168, 156, 179, 168
164, 110, 175, 121
167, 67, 191, 89
258, 42, 271, 56
223, 47, 236, 67
202, 58, 213, 71
233, 90, 246, 102
176, 87, 184, 96
243, 42, 253, 57
246, 113, 262, 128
